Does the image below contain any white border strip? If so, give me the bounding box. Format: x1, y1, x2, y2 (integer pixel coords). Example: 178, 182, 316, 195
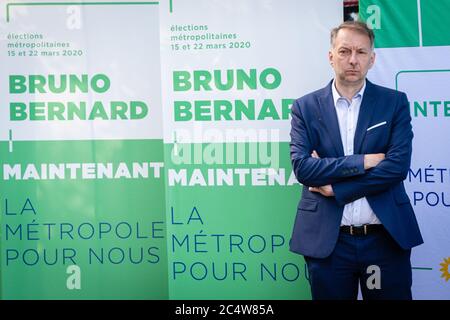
417, 0, 423, 47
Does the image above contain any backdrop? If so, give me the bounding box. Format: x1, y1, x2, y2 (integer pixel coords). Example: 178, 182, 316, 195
0, 0, 448, 300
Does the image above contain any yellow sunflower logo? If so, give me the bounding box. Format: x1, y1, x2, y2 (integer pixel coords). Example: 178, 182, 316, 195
440, 257, 450, 282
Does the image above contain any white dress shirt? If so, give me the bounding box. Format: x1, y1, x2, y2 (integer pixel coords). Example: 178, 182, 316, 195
332, 79, 381, 226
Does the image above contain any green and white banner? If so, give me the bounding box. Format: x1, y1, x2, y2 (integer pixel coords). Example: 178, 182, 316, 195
361, 0, 450, 299
1, 0, 167, 299
0, 0, 343, 299
159, 0, 341, 299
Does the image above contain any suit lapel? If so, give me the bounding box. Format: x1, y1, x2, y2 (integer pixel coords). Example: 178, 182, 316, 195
354, 80, 377, 154
318, 82, 345, 157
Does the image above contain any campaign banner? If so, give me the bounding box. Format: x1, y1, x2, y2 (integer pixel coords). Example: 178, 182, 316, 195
0, 0, 167, 299
159, 0, 341, 299
0, 0, 349, 300
361, 0, 450, 299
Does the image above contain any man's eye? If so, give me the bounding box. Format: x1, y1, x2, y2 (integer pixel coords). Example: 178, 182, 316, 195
339, 49, 349, 55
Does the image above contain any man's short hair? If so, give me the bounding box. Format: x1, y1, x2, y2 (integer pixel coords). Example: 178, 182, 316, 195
330, 21, 375, 49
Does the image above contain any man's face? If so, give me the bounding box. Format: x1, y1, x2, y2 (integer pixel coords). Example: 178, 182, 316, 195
329, 28, 375, 86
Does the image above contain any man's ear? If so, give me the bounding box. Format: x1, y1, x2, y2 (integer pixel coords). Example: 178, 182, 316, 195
328, 50, 334, 66
369, 51, 376, 68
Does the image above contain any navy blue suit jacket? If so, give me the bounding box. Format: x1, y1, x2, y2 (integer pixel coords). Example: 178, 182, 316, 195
289, 79, 423, 258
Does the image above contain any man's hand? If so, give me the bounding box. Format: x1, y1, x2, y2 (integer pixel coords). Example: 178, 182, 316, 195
309, 185, 335, 197
364, 153, 385, 170
309, 150, 334, 196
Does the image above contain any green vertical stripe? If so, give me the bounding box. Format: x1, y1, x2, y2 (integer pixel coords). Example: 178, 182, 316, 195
421, 0, 450, 46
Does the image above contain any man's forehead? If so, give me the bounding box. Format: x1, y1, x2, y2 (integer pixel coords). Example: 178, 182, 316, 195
335, 33, 372, 49
336, 40, 371, 50
335, 28, 371, 45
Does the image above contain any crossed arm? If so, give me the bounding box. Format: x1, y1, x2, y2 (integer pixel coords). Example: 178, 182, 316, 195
290, 93, 413, 206
308, 151, 384, 197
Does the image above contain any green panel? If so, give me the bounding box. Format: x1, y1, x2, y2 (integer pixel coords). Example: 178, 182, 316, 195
0, 140, 168, 299
360, 0, 420, 48
164, 142, 310, 300
421, 0, 450, 46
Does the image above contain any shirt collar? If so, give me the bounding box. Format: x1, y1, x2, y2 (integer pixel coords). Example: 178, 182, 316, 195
332, 79, 366, 106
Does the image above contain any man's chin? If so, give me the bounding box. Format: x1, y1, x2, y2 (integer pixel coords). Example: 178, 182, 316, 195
345, 74, 361, 80
342, 76, 364, 84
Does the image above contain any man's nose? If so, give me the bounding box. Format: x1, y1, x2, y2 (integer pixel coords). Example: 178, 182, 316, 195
349, 51, 358, 65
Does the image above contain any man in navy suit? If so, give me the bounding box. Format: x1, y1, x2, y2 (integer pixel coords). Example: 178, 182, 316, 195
289, 21, 423, 300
